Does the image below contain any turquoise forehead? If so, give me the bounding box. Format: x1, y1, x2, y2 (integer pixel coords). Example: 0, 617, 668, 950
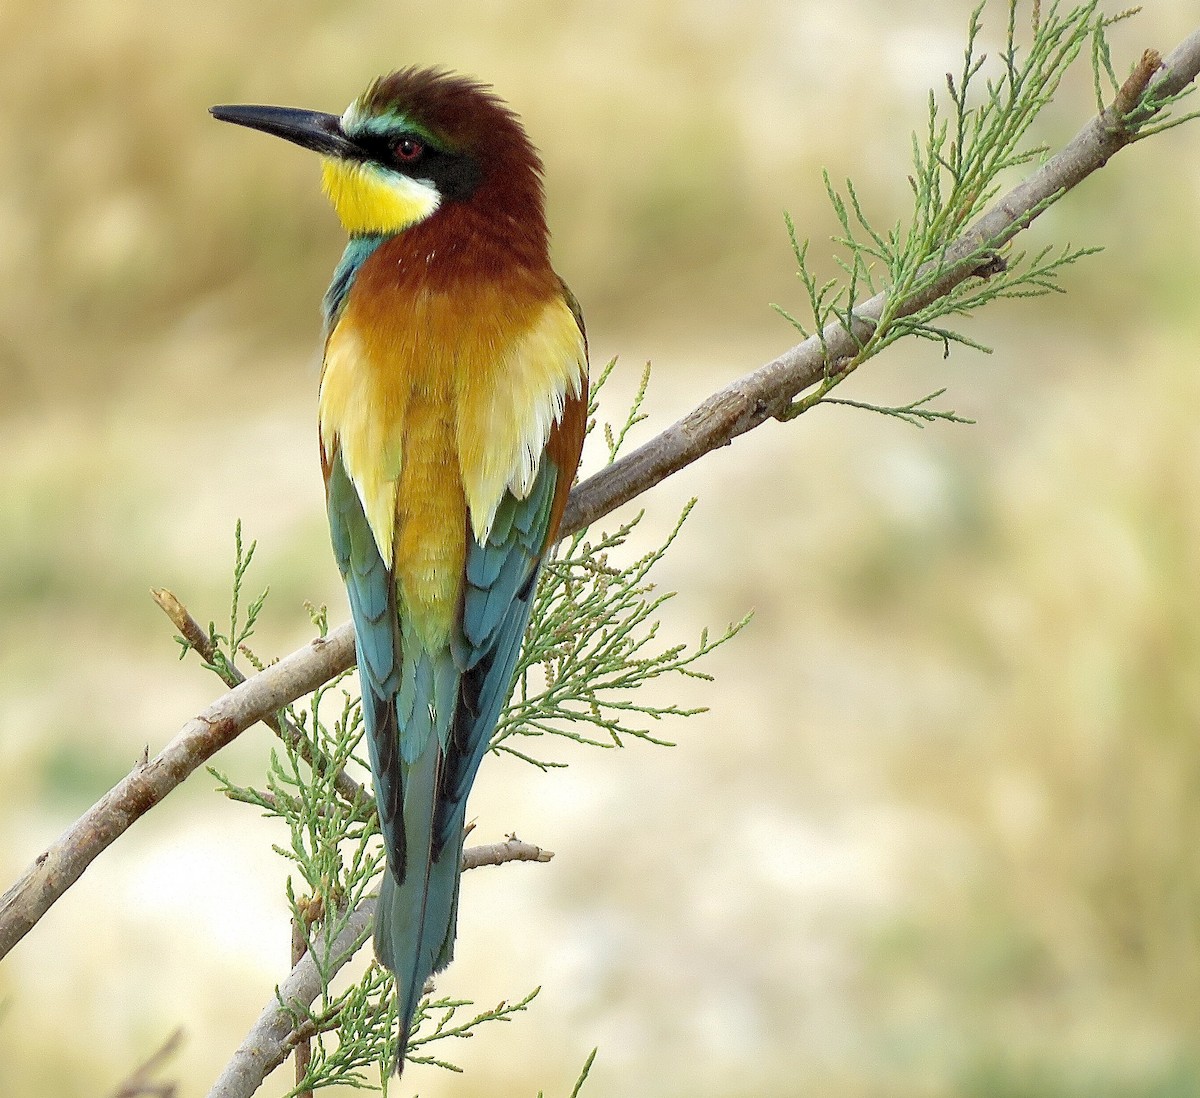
342, 101, 443, 148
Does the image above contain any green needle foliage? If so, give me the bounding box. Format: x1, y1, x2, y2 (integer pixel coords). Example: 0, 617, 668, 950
822, 387, 976, 429
772, 0, 1193, 427
171, 519, 270, 677
496, 360, 750, 768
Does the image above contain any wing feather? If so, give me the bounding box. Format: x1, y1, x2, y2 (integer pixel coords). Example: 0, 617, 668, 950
325, 451, 406, 877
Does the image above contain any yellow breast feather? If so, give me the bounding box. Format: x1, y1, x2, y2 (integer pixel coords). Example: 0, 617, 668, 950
319, 322, 406, 567
456, 295, 587, 544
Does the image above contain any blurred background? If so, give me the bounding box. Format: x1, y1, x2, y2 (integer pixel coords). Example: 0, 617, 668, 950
2, 1, 1199, 1095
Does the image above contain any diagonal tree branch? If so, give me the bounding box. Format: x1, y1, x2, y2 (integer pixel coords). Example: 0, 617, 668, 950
1, 25, 1198, 965
207, 838, 552, 1098
559, 32, 1200, 535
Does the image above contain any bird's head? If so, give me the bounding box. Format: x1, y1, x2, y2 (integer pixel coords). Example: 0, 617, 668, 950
212, 68, 545, 242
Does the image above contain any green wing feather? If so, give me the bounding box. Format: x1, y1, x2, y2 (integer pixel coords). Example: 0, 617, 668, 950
327, 446, 564, 1070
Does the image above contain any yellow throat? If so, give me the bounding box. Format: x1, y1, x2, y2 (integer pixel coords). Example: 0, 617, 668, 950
321, 158, 441, 235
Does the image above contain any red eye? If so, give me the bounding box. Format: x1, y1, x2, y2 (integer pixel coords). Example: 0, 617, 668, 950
394, 137, 424, 163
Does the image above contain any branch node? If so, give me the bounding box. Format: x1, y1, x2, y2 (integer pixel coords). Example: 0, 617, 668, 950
971, 250, 1008, 279
1109, 47, 1165, 133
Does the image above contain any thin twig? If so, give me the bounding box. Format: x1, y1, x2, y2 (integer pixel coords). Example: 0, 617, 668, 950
151, 587, 368, 809
462, 835, 554, 868
208, 838, 552, 1098
2, 24, 1199, 966
110, 1028, 183, 1098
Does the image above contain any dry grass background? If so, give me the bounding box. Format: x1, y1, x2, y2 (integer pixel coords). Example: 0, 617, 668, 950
2, 1, 1200, 1095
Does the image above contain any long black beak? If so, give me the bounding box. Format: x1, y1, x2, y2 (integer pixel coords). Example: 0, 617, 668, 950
209, 104, 359, 158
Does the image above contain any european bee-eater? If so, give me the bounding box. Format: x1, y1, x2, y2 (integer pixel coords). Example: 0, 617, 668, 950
211, 68, 588, 1074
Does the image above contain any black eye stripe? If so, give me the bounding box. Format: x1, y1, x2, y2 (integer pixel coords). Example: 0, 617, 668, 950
352, 129, 409, 162
350, 129, 482, 203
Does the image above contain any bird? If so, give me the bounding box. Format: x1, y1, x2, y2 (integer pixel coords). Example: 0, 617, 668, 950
211, 68, 588, 1075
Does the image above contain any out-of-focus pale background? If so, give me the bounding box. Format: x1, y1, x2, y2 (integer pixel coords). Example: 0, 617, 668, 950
2, 1, 1200, 1095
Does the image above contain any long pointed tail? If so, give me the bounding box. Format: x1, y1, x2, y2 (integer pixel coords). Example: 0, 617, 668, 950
372, 740, 464, 1076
